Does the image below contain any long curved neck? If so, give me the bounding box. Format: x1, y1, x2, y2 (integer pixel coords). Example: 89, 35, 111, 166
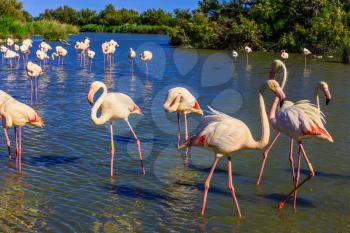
249, 93, 270, 150
269, 62, 287, 123
91, 85, 109, 125
280, 63, 287, 89
314, 86, 320, 110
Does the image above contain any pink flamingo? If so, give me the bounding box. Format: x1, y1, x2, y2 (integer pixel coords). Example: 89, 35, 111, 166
87, 81, 145, 176
0, 91, 14, 157
51, 46, 68, 66
140, 51, 152, 75
163, 87, 203, 149
280, 50, 289, 63
128, 48, 136, 72
180, 80, 286, 217
0, 98, 44, 172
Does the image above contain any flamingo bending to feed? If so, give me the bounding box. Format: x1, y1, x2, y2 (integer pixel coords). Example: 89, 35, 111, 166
180, 80, 286, 217
0, 98, 44, 172
87, 81, 145, 176
232, 50, 238, 62
163, 87, 203, 149
140, 51, 152, 75
0, 91, 14, 157
281, 50, 289, 62
51, 46, 68, 66
257, 61, 333, 188
128, 48, 136, 71
244, 45, 252, 64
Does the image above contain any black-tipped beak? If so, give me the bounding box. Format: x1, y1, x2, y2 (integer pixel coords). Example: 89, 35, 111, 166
326, 98, 331, 105
280, 99, 285, 107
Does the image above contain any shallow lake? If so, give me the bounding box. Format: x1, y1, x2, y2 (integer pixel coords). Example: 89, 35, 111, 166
0, 32, 349, 232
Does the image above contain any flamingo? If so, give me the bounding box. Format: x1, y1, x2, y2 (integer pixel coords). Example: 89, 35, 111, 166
281, 50, 289, 62
6, 38, 14, 49
51, 46, 68, 66
180, 80, 286, 217
87, 81, 145, 176
22, 39, 33, 49
26, 61, 43, 101
36, 50, 49, 67
128, 48, 136, 72
0, 97, 44, 172
232, 50, 238, 62
140, 51, 152, 75
1, 45, 8, 61
14, 44, 19, 53
39, 42, 52, 65
4, 50, 20, 67
87, 49, 95, 67
0, 91, 14, 157
257, 60, 333, 188
75, 41, 89, 65
244, 45, 252, 64
163, 87, 203, 149
20, 44, 30, 64
303, 48, 312, 66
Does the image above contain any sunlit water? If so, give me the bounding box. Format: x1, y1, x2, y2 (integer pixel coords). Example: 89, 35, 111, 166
0, 33, 349, 232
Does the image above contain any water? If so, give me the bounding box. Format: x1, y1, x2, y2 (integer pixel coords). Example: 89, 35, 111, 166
0, 32, 349, 232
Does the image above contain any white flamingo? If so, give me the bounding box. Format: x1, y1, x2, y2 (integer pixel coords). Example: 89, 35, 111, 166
87, 81, 145, 176
245, 45, 252, 64
232, 50, 238, 62
163, 87, 203, 148
140, 51, 152, 75
128, 48, 136, 72
51, 46, 68, 66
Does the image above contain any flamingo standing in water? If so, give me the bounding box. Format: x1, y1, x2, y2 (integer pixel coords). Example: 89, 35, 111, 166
87, 81, 145, 176
163, 87, 203, 149
281, 50, 289, 63
128, 48, 136, 72
39, 42, 52, 65
26, 61, 43, 101
4, 50, 20, 67
140, 51, 152, 75
87, 49, 95, 68
75, 41, 89, 65
20, 44, 30, 64
232, 50, 238, 63
36, 50, 49, 67
0, 91, 14, 157
180, 80, 286, 217
244, 45, 252, 64
303, 48, 312, 67
6, 38, 14, 49
0, 98, 44, 172
51, 46, 68, 66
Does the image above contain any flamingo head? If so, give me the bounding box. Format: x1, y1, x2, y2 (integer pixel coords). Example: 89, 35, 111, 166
318, 81, 331, 105
87, 81, 104, 105
269, 59, 284, 80
192, 101, 203, 115
262, 80, 286, 107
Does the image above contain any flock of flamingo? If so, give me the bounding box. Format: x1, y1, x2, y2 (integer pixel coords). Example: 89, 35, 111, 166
0, 37, 333, 218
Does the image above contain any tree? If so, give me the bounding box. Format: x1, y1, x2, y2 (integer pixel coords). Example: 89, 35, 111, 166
0, 0, 29, 22
140, 9, 173, 25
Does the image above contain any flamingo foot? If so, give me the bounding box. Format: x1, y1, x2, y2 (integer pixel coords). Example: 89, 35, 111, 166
277, 202, 285, 209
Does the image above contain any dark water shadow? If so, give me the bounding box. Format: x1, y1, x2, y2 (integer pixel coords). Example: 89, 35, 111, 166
114, 135, 161, 143
263, 193, 316, 208
187, 164, 241, 176
27, 155, 80, 167
285, 168, 350, 180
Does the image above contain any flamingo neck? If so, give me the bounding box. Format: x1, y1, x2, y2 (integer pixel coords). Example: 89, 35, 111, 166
91, 84, 109, 125
249, 93, 270, 150
314, 86, 321, 110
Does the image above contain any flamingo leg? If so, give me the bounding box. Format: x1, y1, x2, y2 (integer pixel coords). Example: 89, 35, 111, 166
289, 138, 296, 184
177, 112, 181, 149
3, 128, 11, 159
18, 127, 22, 173
278, 142, 315, 209
256, 131, 281, 185
227, 157, 242, 217
35, 78, 38, 102
109, 122, 115, 177
184, 113, 188, 142
14, 127, 18, 168
125, 119, 145, 175
202, 155, 220, 216
293, 146, 302, 209
146, 62, 148, 75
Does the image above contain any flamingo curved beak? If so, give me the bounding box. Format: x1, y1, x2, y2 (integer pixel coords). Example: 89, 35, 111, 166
324, 88, 331, 105
276, 87, 286, 107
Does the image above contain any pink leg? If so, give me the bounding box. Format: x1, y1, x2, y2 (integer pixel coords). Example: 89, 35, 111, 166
293, 146, 302, 209
3, 128, 11, 159
256, 131, 281, 185
125, 119, 146, 175
184, 113, 188, 142
228, 157, 242, 217
58, 56, 60, 65
177, 113, 181, 149
289, 138, 296, 184
278, 141, 315, 208
202, 155, 220, 215
146, 62, 149, 75
109, 122, 115, 177
18, 127, 22, 173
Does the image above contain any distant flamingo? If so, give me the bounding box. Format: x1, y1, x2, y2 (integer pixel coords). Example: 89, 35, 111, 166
36, 50, 49, 67
87, 49, 95, 67
0, 98, 44, 172
0, 91, 14, 157
245, 45, 252, 64
140, 51, 152, 75
87, 81, 145, 176
303, 48, 312, 66
180, 80, 286, 217
128, 48, 136, 72
4, 50, 20, 67
281, 50, 289, 62
6, 38, 14, 49
22, 39, 33, 49
14, 44, 19, 53
20, 44, 30, 64
39, 42, 52, 65
163, 87, 203, 149
51, 46, 68, 66
26, 61, 43, 101
1, 45, 8, 61
75, 41, 89, 65
232, 50, 238, 62
257, 61, 333, 188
